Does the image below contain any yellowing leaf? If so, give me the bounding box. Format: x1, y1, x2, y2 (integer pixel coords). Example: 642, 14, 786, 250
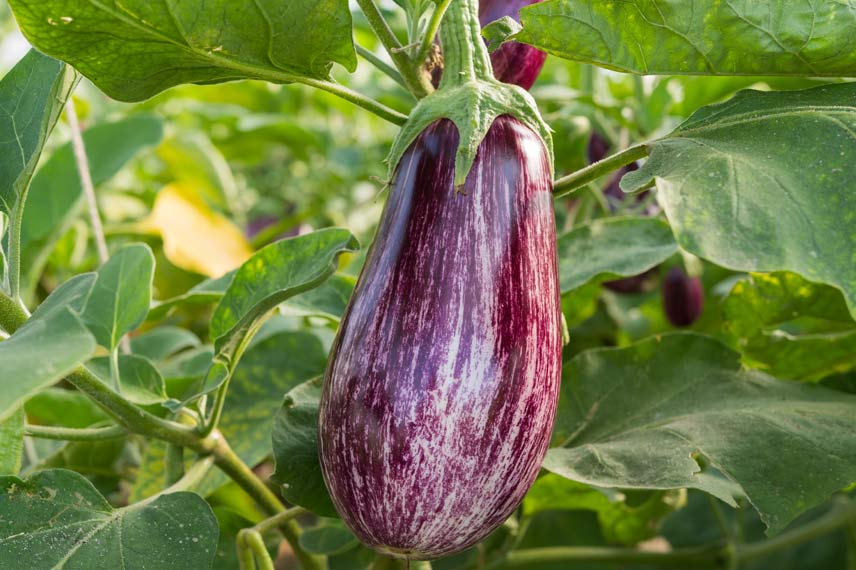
144, 184, 252, 277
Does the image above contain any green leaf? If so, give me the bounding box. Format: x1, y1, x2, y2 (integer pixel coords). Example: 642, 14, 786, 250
622, 83, 856, 317
280, 274, 355, 322
0, 408, 24, 475
205, 228, 357, 394
557, 217, 677, 293
516, 0, 856, 76
131, 326, 201, 362
723, 272, 856, 382
0, 469, 218, 569
271, 377, 336, 517
131, 331, 325, 501
148, 271, 234, 321
82, 243, 155, 350
25, 388, 109, 429
545, 333, 856, 534
299, 520, 358, 555
0, 307, 96, 422
86, 354, 168, 405
0, 49, 76, 216
8, 0, 357, 102
20, 115, 163, 296
523, 474, 684, 546
158, 134, 238, 212
30, 273, 97, 321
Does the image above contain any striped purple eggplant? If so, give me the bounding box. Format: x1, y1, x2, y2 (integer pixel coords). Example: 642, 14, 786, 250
662, 267, 704, 327
431, 0, 547, 90
318, 116, 562, 560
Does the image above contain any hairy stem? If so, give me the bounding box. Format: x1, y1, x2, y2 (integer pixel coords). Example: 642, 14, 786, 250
66, 101, 109, 265
504, 545, 722, 568
415, 0, 452, 68
552, 144, 649, 198
357, 44, 408, 88
24, 423, 126, 441
211, 438, 324, 570
0, 289, 27, 334
438, 0, 493, 88
553, 144, 648, 198
355, 0, 433, 97
164, 443, 186, 486
299, 77, 408, 125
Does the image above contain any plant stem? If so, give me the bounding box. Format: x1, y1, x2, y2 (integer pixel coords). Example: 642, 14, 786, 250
109, 348, 122, 393
242, 530, 275, 570
738, 498, 856, 562
66, 101, 108, 266
503, 544, 722, 568
253, 506, 306, 534
7, 200, 26, 301
164, 443, 186, 486
0, 289, 27, 334
552, 144, 649, 198
24, 423, 126, 441
438, 0, 493, 88
211, 437, 324, 570
299, 77, 408, 125
415, 0, 452, 68
355, 0, 433, 97
164, 454, 214, 494
357, 44, 408, 88
708, 495, 733, 540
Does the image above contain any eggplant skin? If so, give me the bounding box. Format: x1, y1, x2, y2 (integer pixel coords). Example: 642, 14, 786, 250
318, 116, 562, 560
662, 267, 704, 327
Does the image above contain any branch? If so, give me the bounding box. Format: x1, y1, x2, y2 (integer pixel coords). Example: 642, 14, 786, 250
298, 76, 408, 125
24, 423, 126, 441
0, 289, 27, 334
355, 0, 433, 97
552, 144, 649, 198
415, 0, 452, 67
357, 44, 408, 89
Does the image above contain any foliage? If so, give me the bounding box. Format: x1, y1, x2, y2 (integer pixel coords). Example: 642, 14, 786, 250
0, 1, 854, 569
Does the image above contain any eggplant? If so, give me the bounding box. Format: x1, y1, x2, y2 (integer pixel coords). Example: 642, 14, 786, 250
431, 0, 547, 90
662, 267, 704, 327
318, 116, 562, 560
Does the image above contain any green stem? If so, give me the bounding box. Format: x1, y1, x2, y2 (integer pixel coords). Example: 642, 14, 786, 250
24, 423, 126, 441
356, 44, 408, 88
738, 498, 856, 562
237, 535, 256, 570
7, 200, 25, 301
164, 454, 214, 494
438, 0, 493, 88
0, 289, 27, 334
356, 0, 433, 98
164, 443, 186, 486
552, 144, 649, 198
254, 507, 306, 534
415, 0, 451, 66
708, 495, 733, 540
300, 77, 408, 125
211, 438, 324, 570
109, 348, 122, 393
503, 544, 722, 568
241, 530, 275, 570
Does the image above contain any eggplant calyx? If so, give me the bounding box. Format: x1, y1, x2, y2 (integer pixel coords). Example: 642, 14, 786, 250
386, 78, 552, 187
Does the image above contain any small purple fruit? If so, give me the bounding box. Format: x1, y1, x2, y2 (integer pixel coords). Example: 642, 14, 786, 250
662, 267, 704, 327
318, 117, 562, 560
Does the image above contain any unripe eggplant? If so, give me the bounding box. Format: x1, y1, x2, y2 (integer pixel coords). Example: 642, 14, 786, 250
662, 267, 704, 327
318, 116, 562, 560
431, 0, 547, 90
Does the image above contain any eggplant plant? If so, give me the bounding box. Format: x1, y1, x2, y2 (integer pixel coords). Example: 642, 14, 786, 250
1, 1, 856, 570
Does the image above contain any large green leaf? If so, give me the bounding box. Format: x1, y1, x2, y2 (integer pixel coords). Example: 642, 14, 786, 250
0, 49, 76, 216
86, 354, 168, 405
545, 333, 856, 534
516, 0, 856, 76
622, 83, 856, 317
131, 331, 326, 501
271, 377, 337, 517
0, 469, 218, 569
556, 217, 676, 293
131, 326, 201, 362
25, 388, 109, 429
0, 275, 98, 422
8, 0, 357, 102
723, 272, 856, 382
203, 228, 357, 395
82, 243, 155, 350
20, 115, 163, 295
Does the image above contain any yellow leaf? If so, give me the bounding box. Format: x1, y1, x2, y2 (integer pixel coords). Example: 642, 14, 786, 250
144, 184, 252, 277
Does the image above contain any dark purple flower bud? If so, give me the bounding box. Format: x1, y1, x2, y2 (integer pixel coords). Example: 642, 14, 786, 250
318, 117, 562, 559
662, 267, 704, 327
602, 266, 656, 294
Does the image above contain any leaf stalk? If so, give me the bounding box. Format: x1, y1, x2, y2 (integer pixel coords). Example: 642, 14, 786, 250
552, 144, 649, 198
